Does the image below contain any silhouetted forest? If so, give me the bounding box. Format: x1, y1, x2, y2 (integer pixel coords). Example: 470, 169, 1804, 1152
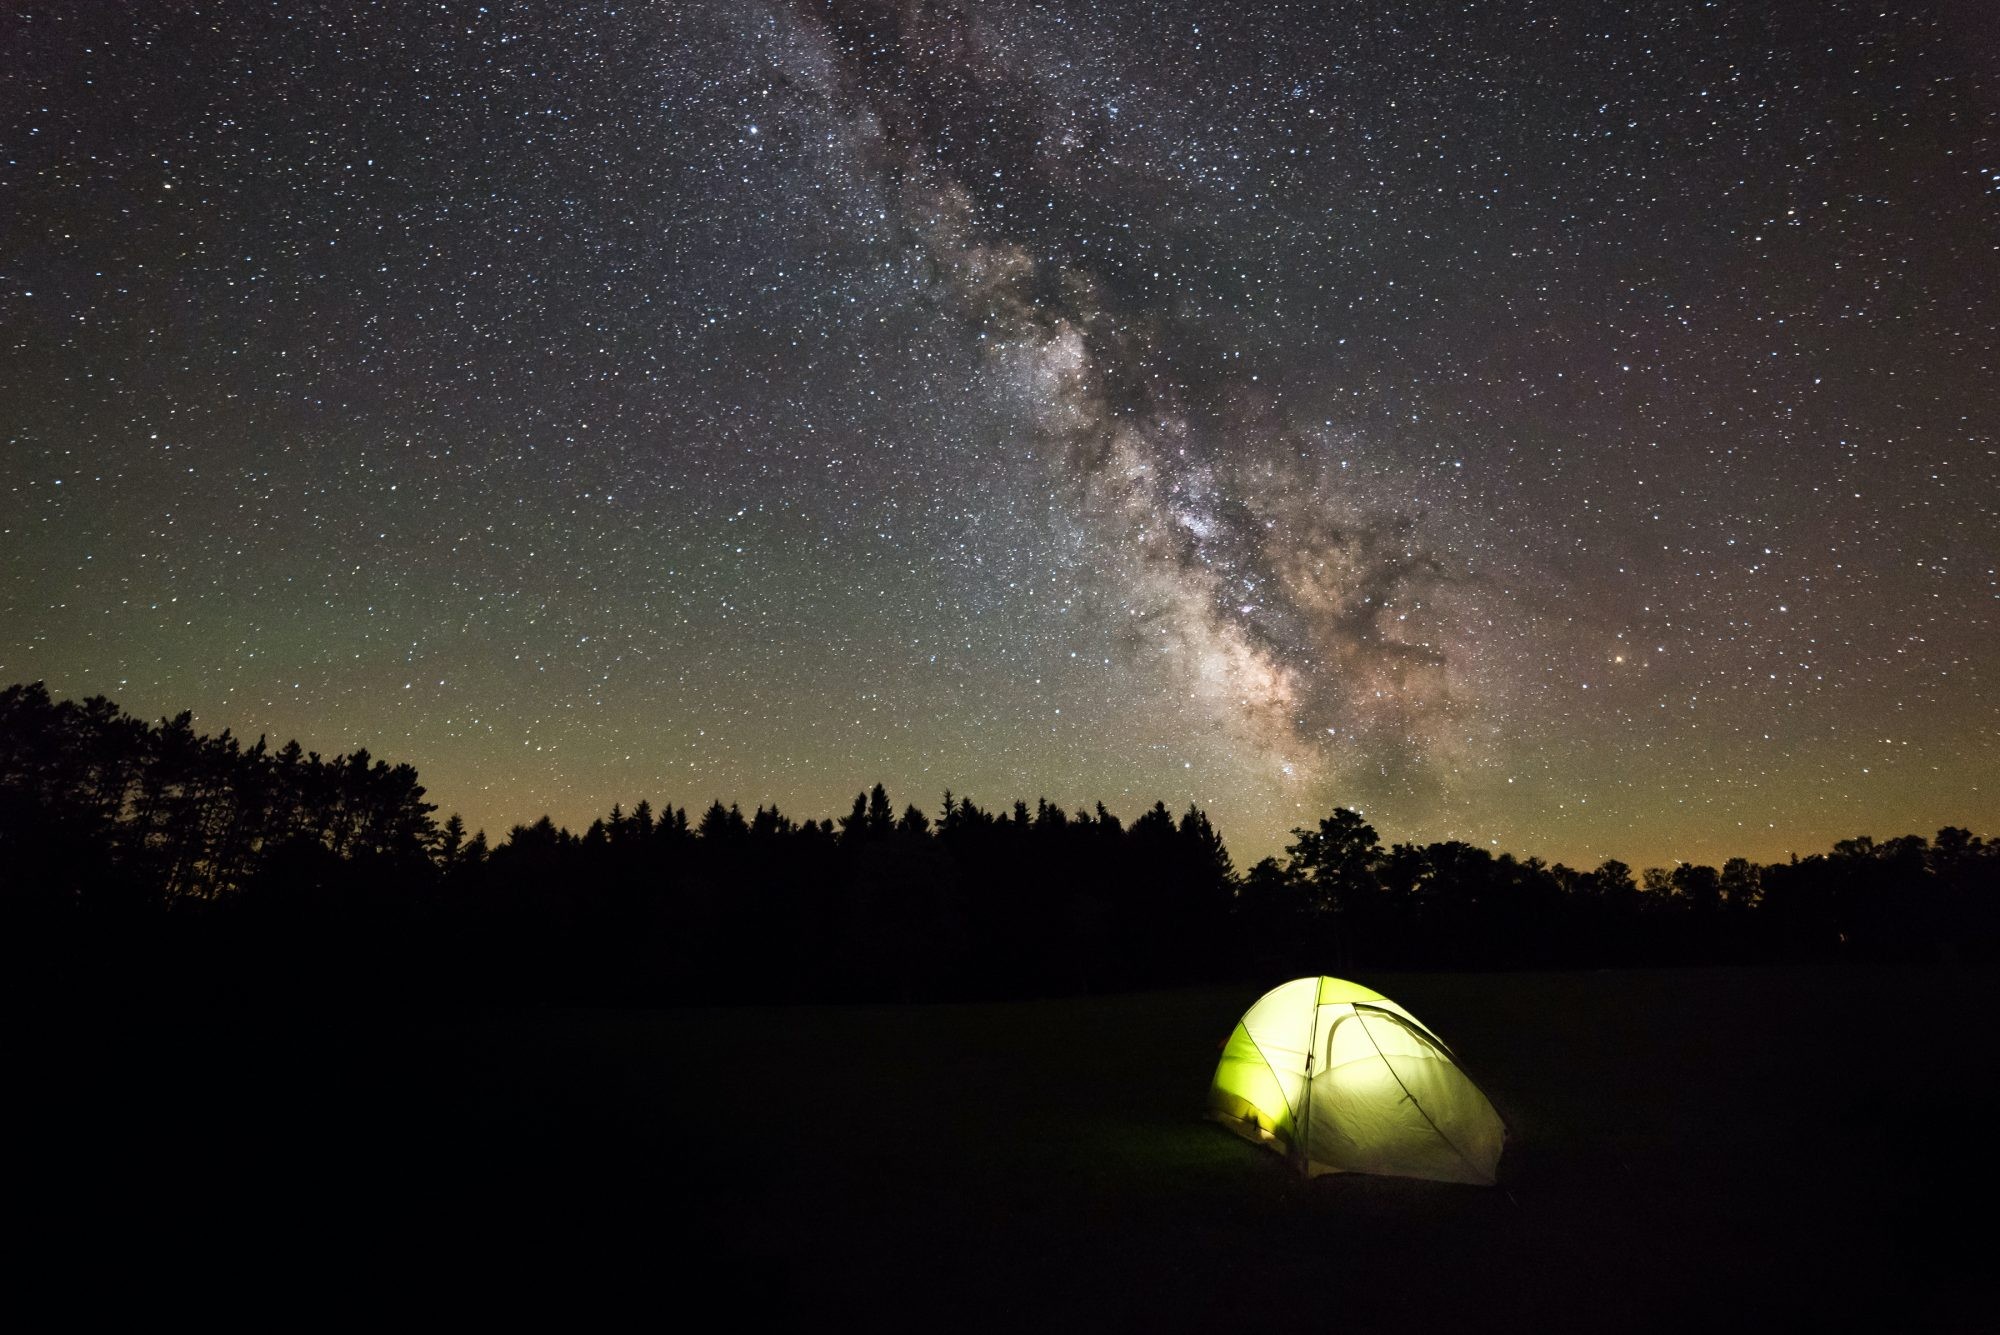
5, 683, 1995, 1005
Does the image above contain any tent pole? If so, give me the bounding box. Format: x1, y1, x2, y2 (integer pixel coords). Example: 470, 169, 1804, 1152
1299, 985, 1319, 1175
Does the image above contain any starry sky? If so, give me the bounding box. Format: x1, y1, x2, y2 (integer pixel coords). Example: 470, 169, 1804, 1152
4, 1, 1995, 868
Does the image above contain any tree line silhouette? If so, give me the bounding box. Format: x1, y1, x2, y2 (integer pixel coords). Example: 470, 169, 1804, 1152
4, 682, 1994, 1005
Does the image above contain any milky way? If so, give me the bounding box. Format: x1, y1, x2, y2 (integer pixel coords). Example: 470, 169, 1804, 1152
2, 1, 1994, 865
784, 1, 1492, 795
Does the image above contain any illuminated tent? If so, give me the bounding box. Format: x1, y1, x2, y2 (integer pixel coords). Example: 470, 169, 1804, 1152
1207, 976, 1505, 1186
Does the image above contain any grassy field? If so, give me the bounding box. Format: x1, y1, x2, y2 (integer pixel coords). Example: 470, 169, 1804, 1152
19, 966, 1996, 1327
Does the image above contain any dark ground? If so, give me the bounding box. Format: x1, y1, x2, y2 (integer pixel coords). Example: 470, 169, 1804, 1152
15, 967, 1997, 1328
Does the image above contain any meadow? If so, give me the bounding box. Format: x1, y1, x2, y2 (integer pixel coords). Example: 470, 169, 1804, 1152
19, 966, 1991, 1328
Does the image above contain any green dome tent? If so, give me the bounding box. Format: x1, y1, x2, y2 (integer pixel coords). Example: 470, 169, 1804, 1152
1207, 977, 1506, 1186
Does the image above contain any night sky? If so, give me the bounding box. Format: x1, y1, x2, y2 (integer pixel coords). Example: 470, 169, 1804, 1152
4, 1, 1994, 867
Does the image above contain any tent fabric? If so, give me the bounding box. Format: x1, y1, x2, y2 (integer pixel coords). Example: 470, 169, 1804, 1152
1207, 976, 1505, 1186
